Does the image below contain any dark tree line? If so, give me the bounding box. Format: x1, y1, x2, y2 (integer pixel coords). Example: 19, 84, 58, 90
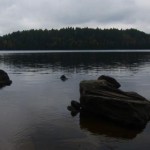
0, 27, 150, 50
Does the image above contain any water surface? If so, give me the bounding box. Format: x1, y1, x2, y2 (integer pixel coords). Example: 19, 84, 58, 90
1, 51, 150, 150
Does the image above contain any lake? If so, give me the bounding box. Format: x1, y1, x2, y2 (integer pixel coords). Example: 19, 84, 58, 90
1, 50, 150, 150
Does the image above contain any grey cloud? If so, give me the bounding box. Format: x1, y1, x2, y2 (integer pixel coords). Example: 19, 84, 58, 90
52, 0, 136, 23
0, 0, 150, 35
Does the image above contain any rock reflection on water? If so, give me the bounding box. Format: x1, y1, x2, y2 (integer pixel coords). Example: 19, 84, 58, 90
79, 112, 142, 140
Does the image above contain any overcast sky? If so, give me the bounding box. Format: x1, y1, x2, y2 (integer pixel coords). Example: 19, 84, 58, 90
0, 0, 150, 35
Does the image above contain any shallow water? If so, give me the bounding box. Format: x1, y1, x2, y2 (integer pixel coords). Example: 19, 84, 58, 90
1, 51, 150, 150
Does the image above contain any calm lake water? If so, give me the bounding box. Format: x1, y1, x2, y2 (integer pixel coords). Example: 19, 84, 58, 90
1, 50, 150, 150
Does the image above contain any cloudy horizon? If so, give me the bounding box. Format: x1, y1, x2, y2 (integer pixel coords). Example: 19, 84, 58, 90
0, 0, 150, 35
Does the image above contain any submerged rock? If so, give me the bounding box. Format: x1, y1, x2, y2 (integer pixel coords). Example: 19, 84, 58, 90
0, 70, 12, 88
79, 75, 150, 129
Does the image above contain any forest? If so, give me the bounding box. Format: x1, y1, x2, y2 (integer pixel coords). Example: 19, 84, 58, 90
0, 27, 150, 50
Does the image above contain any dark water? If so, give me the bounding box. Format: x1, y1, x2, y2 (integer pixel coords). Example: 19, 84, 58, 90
1, 51, 150, 150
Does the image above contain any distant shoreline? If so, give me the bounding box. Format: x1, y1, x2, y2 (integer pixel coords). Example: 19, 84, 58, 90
0, 28, 150, 50
1, 50, 150, 54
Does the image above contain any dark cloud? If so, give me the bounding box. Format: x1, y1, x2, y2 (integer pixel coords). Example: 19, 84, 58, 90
0, 0, 150, 35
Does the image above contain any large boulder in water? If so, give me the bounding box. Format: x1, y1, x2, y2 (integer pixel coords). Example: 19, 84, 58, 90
80, 75, 150, 129
0, 70, 12, 87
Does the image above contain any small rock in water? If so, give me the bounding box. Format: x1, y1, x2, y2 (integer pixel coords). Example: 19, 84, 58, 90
71, 100, 81, 110
60, 75, 68, 81
67, 105, 79, 117
67, 100, 81, 117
